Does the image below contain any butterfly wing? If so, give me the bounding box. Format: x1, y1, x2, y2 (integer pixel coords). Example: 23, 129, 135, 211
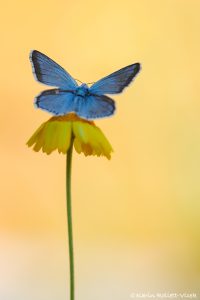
90, 63, 140, 95
30, 50, 78, 89
35, 89, 76, 115
78, 94, 115, 119
35, 89, 115, 119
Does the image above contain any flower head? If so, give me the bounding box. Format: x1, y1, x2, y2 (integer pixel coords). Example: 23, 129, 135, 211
27, 113, 113, 159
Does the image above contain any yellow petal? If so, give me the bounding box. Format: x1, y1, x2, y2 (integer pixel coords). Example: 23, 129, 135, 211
33, 127, 46, 152
82, 143, 93, 156
26, 123, 46, 147
41, 121, 58, 154
72, 121, 89, 144
57, 122, 72, 154
74, 137, 82, 154
27, 113, 113, 159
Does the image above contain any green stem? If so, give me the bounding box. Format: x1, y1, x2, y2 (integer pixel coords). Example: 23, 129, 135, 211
66, 135, 74, 300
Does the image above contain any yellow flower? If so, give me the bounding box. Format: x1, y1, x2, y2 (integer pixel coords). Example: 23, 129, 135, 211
27, 113, 113, 159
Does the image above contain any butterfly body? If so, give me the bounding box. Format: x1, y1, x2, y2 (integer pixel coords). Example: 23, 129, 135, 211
75, 84, 90, 97
30, 50, 140, 120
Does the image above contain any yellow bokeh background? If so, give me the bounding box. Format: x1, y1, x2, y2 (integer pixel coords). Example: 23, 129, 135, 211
1, 0, 200, 299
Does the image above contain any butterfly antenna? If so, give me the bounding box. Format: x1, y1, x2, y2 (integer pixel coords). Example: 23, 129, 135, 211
74, 78, 83, 84
87, 81, 95, 85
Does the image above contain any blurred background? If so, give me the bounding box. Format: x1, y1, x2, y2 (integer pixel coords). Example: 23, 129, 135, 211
0, 0, 200, 299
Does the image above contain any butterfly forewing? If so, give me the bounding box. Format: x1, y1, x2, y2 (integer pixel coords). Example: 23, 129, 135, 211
90, 63, 140, 95
30, 50, 78, 89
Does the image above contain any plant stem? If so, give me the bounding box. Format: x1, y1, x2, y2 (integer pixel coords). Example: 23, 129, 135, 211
66, 135, 74, 300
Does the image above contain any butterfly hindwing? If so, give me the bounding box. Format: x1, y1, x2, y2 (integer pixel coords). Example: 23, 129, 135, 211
35, 90, 115, 119
90, 63, 140, 95
30, 50, 78, 89
78, 94, 115, 119
35, 89, 76, 115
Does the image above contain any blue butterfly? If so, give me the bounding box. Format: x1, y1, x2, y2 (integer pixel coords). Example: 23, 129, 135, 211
30, 50, 140, 120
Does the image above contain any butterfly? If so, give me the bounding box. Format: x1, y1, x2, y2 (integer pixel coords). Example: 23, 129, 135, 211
30, 50, 140, 120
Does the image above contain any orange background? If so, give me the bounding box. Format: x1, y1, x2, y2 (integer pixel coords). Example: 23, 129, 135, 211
1, 0, 200, 299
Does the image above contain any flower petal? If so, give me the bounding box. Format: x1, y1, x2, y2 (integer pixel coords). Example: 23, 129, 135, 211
42, 121, 59, 154
72, 121, 89, 144
27, 114, 113, 159
74, 137, 82, 154
57, 122, 72, 154
26, 123, 46, 147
